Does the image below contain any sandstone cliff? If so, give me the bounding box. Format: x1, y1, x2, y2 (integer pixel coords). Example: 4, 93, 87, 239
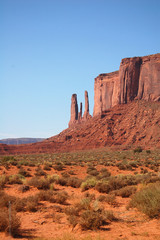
93, 53, 160, 116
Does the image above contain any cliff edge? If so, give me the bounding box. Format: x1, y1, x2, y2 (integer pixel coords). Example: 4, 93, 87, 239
93, 53, 160, 116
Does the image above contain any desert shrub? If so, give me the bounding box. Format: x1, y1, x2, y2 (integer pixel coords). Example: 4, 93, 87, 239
25, 195, 39, 212
65, 197, 116, 230
65, 198, 91, 220
8, 174, 24, 185
65, 206, 80, 217
18, 185, 30, 193
35, 166, 46, 176
104, 210, 117, 221
83, 192, 95, 201
97, 194, 117, 205
13, 198, 26, 212
47, 174, 59, 183
79, 198, 92, 210
95, 175, 138, 194
95, 181, 110, 193
134, 173, 160, 185
113, 186, 137, 198
38, 189, 69, 205
129, 183, 160, 218
55, 191, 69, 204
68, 170, 75, 175
0, 156, 15, 165
18, 167, 31, 177
97, 168, 111, 180
116, 163, 127, 170
53, 163, 64, 171
67, 215, 79, 229
0, 209, 21, 237
43, 163, 52, 171
86, 166, 99, 176
129, 161, 138, 168
0, 191, 17, 208
61, 172, 70, 178
27, 177, 50, 190
81, 177, 97, 191
36, 178, 50, 190
146, 150, 151, 154
107, 175, 137, 191
67, 177, 82, 188
140, 169, 148, 174
57, 177, 68, 186
88, 169, 99, 176
96, 195, 106, 202
37, 190, 53, 202
0, 175, 8, 189
80, 209, 104, 230
134, 146, 143, 153
0, 210, 8, 232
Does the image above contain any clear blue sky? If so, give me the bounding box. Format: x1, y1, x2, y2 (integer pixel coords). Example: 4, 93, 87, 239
1, 0, 160, 139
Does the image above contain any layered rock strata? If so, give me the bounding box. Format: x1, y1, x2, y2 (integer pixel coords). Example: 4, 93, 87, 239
93, 53, 160, 116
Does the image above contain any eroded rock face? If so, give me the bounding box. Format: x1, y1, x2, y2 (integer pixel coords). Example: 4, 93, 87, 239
93, 53, 160, 116
83, 91, 92, 120
68, 94, 78, 127
93, 71, 119, 116
78, 102, 82, 121
137, 54, 160, 101
69, 91, 91, 127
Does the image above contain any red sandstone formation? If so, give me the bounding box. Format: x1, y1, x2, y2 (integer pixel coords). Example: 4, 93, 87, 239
78, 102, 82, 121
83, 91, 92, 120
68, 94, 78, 127
0, 53, 160, 155
0, 100, 160, 155
69, 90, 91, 127
93, 53, 160, 116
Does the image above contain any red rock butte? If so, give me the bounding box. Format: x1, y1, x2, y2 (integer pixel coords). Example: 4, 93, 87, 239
69, 53, 160, 126
0, 53, 160, 154
93, 53, 160, 116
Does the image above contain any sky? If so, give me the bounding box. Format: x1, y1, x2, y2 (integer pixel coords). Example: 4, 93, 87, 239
1, 0, 160, 139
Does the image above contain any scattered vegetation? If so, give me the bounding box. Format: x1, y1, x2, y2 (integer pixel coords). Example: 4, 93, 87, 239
129, 182, 160, 218
0, 148, 159, 238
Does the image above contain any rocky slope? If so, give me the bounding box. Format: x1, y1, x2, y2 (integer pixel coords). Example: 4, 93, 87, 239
0, 53, 159, 155
0, 100, 159, 155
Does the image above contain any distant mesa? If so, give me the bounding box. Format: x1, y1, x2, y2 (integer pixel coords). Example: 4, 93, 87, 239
0, 138, 45, 145
69, 53, 160, 126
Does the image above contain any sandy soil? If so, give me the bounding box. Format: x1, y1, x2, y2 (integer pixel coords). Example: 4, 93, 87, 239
0, 165, 160, 240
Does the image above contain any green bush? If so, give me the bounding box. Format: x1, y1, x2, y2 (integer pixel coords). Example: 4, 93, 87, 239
129, 183, 160, 218
95, 181, 110, 193
18, 167, 31, 177
8, 174, 24, 185
80, 209, 103, 230
67, 177, 82, 188
81, 177, 97, 191
65, 197, 117, 230
0, 175, 8, 189
113, 185, 137, 198
27, 177, 50, 190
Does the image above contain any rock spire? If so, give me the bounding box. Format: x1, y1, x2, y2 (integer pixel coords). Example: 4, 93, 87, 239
68, 91, 91, 127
